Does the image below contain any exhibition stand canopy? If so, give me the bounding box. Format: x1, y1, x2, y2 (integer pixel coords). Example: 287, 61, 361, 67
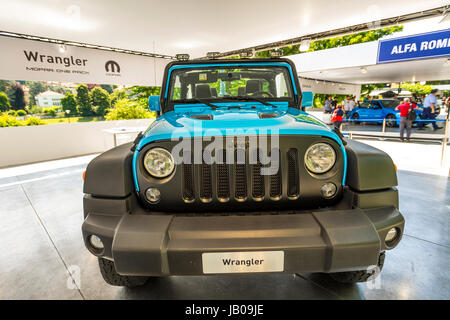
0, 0, 448, 58
293, 27, 450, 96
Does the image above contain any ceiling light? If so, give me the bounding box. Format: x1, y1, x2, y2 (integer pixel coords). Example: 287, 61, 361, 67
58, 44, 67, 53
360, 67, 368, 74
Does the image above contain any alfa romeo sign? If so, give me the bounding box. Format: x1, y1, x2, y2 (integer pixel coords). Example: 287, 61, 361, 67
377, 29, 450, 64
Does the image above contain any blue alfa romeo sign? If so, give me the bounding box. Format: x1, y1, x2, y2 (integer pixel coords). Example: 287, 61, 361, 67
377, 29, 450, 63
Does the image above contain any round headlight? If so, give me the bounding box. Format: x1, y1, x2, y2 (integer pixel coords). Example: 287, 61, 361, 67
304, 143, 336, 174
143, 147, 175, 178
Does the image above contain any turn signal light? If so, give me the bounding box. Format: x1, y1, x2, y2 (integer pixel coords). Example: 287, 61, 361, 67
82, 170, 86, 180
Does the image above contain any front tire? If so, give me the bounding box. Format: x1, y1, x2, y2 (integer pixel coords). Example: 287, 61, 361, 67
351, 113, 360, 125
98, 258, 149, 287
328, 252, 385, 283
385, 114, 397, 127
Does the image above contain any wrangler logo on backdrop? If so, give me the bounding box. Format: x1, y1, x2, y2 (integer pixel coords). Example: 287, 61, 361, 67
23, 50, 88, 67
23, 50, 89, 75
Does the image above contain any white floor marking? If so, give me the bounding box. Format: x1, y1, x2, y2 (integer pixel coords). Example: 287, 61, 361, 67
0, 169, 84, 188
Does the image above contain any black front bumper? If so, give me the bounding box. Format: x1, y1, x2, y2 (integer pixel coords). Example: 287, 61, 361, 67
82, 197, 404, 276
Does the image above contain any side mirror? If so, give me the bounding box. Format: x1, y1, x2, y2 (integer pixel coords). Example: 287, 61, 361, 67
148, 95, 160, 112
301, 91, 314, 109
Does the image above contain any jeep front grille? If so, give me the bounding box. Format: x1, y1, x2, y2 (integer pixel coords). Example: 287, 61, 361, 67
251, 152, 265, 200
234, 162, 247, 200
217, 150, 230, 201
199, 163, 212, 201
287, 148, 300, 199
270, 150, 282, 199
181, 148, 299, 203
136, 136, 344, 212
182, 163, 195, 202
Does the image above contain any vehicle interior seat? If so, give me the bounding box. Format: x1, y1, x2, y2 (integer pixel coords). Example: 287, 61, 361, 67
245, 79, 262, 95
210, 87, 218, 97
237, 87, 246, 96
195, 84, 212, 99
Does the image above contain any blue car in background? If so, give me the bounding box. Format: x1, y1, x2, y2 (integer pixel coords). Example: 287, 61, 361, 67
349, 99, 423, 127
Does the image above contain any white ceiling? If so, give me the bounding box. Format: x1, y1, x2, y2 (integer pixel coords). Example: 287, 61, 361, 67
0, 0, 448, 58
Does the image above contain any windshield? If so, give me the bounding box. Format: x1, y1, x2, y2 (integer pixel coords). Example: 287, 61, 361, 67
382, 100, 401, 108
167, 66, 294, 105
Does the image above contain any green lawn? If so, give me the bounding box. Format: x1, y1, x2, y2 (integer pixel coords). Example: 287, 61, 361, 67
42, 116, 104, 124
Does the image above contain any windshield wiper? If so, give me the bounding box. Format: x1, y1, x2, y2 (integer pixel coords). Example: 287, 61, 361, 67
176, 99, 219, 110
221, 96, 278, 108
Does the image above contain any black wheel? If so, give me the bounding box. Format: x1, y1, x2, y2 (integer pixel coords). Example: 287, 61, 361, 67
328, 252, 385, 283
385, 114, 397, 127
351, 113, 360, 125
98, 258, 149, 287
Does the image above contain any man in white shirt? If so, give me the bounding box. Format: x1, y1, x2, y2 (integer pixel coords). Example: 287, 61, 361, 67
419, 89, 441, 130
348, 96, 356, 112
343, 96, 352, 118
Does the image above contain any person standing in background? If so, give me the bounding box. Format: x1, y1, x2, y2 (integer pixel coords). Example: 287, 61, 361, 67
395, 98, 417, 142
342, 96, 350, 118
346, 96, 356, 118
445, 96, 450, 120
324, 96, 332, 114
331, 104, 344, 130
418, 89, 441, 131
331, 97, 338, 111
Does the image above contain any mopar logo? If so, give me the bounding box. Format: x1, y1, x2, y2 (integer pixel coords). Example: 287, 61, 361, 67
105, 60, 120, 73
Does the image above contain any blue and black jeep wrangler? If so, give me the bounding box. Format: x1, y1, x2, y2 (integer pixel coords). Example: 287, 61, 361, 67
82, 57, 404, 287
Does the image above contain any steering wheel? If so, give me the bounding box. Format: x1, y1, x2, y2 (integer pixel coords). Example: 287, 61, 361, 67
248, 91, 274, 98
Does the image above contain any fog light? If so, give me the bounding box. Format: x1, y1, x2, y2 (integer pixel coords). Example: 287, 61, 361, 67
146, 187, 161, 203
321, 182, 337, 198
89, 235, 104, 250
385, 228, 398, 243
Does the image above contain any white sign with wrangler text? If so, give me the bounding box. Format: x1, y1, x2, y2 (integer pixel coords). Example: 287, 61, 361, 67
202, 251, 284, 274
0, 36, 169, 85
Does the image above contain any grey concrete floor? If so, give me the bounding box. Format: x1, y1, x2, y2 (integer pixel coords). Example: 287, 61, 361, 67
0, 158, 449, 300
